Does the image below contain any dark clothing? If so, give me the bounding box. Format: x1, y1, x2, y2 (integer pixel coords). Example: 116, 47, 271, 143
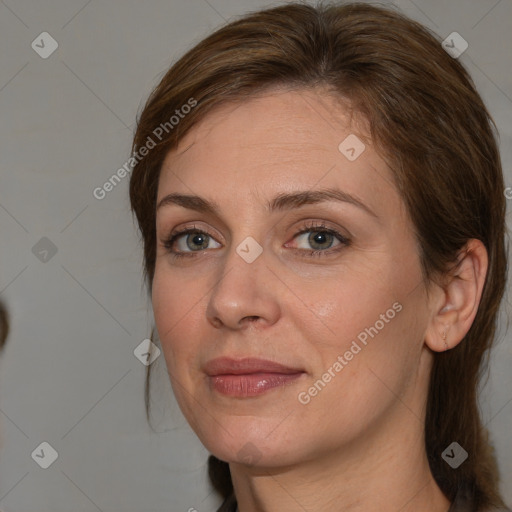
216, 484, 512, 512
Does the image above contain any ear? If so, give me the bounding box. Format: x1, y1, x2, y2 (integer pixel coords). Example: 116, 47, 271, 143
424, 239, 488, 352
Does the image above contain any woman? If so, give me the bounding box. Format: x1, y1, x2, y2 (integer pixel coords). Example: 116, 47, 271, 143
129, 2, 511, 511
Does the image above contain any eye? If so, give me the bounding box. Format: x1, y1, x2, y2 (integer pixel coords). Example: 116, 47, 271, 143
161, 221, 350, 260
162, 227, 221, 258
285, 221, 350, 257
294, 230, 340, 251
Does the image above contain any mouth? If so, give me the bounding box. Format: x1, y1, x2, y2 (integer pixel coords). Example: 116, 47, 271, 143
204, 357, 306, 397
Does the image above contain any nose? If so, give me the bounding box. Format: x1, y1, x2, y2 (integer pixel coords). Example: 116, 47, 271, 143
205, 245, 281, 330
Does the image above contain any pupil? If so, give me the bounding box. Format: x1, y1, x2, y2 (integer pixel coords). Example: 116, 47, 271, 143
188, 233, 208, 250
309, 231, 332, 249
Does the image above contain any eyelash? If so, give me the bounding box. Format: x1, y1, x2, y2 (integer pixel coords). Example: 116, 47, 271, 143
162, 221, 351, 260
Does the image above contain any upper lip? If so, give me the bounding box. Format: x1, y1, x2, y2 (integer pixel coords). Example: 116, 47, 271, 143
204, 357, 304, 376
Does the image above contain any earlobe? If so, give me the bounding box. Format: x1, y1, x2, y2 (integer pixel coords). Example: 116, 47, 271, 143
424, 239, 488, 353
439, 329, 448, 351
426, 314, 457, 353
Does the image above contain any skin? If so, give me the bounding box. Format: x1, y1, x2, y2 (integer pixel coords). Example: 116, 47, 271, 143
152, 87, 488, 512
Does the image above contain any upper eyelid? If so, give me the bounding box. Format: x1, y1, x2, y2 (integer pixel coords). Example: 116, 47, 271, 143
286, 226, 349, 247
157, 200, 365, 236
165, 221, 343, 238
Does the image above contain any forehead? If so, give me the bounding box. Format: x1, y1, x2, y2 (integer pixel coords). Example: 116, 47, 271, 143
167, 87, 363, 165
157, 88, 400, 218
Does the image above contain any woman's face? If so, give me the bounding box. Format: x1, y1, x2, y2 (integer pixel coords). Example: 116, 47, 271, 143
152, 87, 434, 468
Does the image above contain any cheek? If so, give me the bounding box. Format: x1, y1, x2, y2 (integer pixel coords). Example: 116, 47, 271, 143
295, 263, 400, 349
295, 265, 416, 393
151, 268, 204, 371
151, 269, 209, 425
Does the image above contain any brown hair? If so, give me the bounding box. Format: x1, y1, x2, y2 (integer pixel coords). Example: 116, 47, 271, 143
0, 301, 9, 352
129, 1, 508, 508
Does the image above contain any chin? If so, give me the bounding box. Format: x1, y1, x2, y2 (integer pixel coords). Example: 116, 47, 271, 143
197, 421, 304, 469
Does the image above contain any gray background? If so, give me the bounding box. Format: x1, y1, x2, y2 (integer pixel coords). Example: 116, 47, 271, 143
0, 1, 510, 511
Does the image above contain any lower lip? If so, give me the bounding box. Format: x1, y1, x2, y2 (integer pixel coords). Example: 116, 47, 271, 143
209, 372, 304, 397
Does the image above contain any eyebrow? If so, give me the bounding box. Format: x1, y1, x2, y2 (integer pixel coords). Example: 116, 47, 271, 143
156, 187, 378, 218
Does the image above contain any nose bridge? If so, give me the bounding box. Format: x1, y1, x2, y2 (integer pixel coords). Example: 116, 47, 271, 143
206, 237, 280, 329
